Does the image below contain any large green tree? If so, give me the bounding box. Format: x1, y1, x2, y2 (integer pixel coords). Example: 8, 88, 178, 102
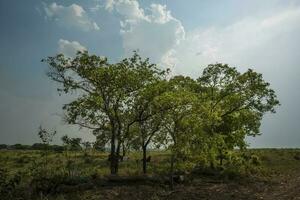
131, 80, 170, 174
43, 51, 166, 174
194, 63, 280, 166
44, 50, 280, 174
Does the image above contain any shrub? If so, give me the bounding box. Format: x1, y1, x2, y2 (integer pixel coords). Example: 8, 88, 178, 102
250, 155, 261, 166
83, 156, 93, 164
15, 155, 31, 164
30, 174, 65, 195
0, 168, 22, 199
294, 153, 300, 160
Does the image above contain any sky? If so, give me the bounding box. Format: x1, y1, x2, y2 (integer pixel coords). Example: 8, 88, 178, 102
0, 0, 299, 147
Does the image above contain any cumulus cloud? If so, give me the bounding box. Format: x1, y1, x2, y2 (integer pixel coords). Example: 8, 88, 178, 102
106, 0, 185, 71
105, 0, 146, 20
58, 39, 87, 58
43, 2, 100, 31
105, 1, 300, 79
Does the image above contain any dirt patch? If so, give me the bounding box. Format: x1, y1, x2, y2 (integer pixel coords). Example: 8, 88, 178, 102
69, 173, 300, 200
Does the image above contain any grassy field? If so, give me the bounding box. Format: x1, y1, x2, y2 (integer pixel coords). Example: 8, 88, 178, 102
0, 149, 300, 200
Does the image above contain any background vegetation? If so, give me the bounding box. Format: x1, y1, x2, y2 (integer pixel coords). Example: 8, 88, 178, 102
0, 148, 300, 199
0, 52, 290, 199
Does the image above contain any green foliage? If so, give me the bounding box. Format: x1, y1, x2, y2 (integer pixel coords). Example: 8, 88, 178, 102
0, 149, 299, 199
10, 143, 31, 150
0, 168, 22, 199
43, 52, 280, 175
43, 51, 169, 174
38, 126, 57, 145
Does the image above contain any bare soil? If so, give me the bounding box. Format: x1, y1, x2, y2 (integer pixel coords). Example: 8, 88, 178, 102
59, 171, 300, 200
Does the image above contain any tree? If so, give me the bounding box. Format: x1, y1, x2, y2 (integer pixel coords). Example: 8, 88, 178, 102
31, 143, 48, 150
155, 76, 200, 157
69, 138, 82, 151
152, 76, 201, 188
132, 80, 169, 174
44, 49, 280, 175
43, 51, 166, 174
81, 141, 92, 151
93, 134, 108, 152
61, 135, 82, 151
194, 63, 280, 166
38, 126, 56, 145
37, 126, 56, 170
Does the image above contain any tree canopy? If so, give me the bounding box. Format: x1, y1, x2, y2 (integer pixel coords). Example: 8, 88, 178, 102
43, 52, 280, 174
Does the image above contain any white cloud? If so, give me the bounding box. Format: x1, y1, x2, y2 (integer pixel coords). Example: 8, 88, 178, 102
169, 6, 300, 76
106, 1, 300, 78
105, 0, 115, 12
106, 0, 185, 71
43, 2, 100, 31
149, 4, 173, 24
58, 39, 87, 58
105, 0, 147, 20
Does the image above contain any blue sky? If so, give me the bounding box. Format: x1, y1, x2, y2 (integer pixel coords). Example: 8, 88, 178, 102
0, 0, 300, 147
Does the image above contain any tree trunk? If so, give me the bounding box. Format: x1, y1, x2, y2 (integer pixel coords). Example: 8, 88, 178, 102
170, 153, 175, 190
142, 145, 147, 174
219, 149, 224, 166
122, 142, 126, 158
210, 161, 215, 169
115, 141, 121, 174
220, 157, 223, 166
110, 128, 117, 174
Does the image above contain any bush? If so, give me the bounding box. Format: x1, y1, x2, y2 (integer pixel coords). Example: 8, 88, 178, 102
28, 159, 91, 196
31, 143, 48, 150
294, 153, 300, 160
83, 156, 93, 164
28, 159, 65, 195
30, 174, 65, 195
15, 155, 31, 164
250, 155, 261, 166
11, 144, 31, 150
221, 167, 241, 180
51, 145, 64, 153
0, 168, 22, 199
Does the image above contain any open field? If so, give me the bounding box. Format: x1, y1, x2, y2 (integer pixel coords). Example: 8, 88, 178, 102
0, 148, 300, 200
2, 1, 300, 200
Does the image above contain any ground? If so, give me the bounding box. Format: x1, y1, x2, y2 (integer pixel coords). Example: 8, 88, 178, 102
50, 170, 300, 200
0, 149, 299, 199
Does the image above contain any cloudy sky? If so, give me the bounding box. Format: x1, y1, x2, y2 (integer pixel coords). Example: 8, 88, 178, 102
0, 0, 299, 147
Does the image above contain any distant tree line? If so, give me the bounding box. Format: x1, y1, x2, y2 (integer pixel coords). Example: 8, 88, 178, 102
0, 139, 100, 152
43, 51, 280, 175
0, 143, 64, 151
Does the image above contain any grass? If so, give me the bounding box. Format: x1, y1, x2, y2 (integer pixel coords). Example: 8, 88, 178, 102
0, 149, 172, 179
0, 148, 300, 199
1, 148, 299, 177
